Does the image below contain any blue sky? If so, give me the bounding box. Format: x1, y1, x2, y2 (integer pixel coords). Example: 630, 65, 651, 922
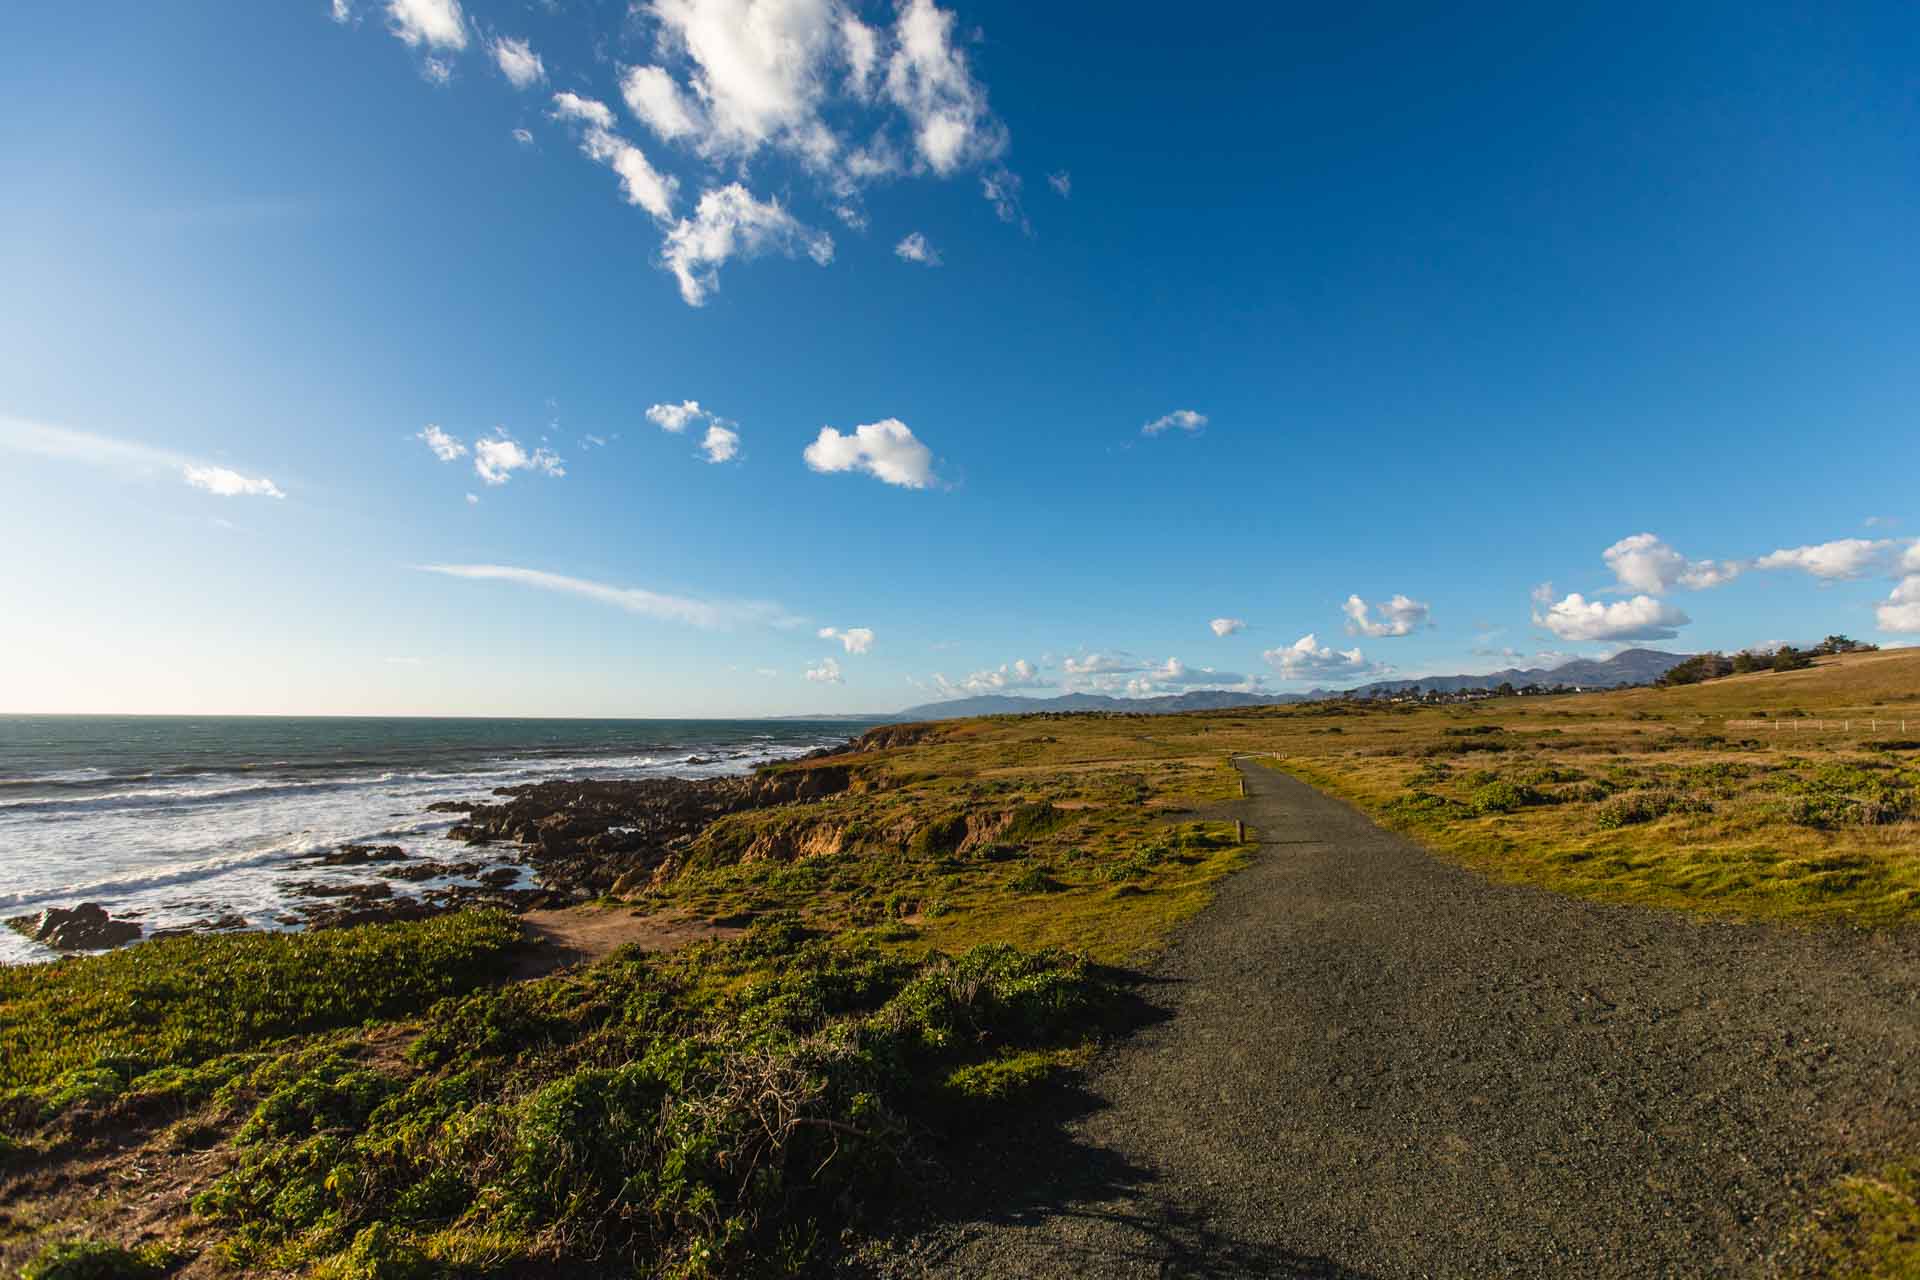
2, 0, 1916, 716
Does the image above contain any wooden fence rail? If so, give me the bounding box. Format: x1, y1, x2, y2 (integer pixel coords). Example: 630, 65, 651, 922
1725, 719, 1912, 733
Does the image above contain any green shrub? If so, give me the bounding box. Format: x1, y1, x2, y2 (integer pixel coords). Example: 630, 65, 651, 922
0, 911, 522, 1092
1595, 790, 1710, 829
18, 1241, 181, 1280
1007, 865, 1063, 894
1470, 781, 1541, 815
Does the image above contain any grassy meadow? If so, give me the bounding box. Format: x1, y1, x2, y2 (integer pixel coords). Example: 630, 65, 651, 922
2, 647, 1916, 1276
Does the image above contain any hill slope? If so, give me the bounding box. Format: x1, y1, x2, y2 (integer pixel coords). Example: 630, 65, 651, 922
892, 649, 1690, 720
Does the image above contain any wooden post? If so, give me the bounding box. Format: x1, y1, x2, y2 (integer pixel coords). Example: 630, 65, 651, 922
1239, 774, 1247, 797
1236, 819, 1246, 843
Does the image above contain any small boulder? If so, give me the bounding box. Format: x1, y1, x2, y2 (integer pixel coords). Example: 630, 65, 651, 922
320, 844, 409, 867
6, 903, 143, 951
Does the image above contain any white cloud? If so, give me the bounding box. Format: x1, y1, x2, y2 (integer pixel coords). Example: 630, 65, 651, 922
417, 424, 467, 462
465, 492, 479, 505
1263, 635, 1384, 682
550, 94, 680, 219
661, 183, 831, 306
1342, 593, 1431, 638
577, 124, 677, 220
1904, 543, 1920, 573
1062, 652, 1143, 676
647, 400, 705, 433
802, 418, 936, 488
1047, 170, 1070, 197
621, 64, 703, 142
932, 658, 1050, 697
894, 231, 941, 265
1531, 581, 1556, 607
700, 423, 740, 463
1756, 538, 1895, 581
492, 36, 545, 89
550, 91, 616, 131
183, 466, 286, 499
386, 0, 466, 49
472, 431, 564, 486
1, 416, 285, 499
818, 626, 874, 654
885, 0, 1004, 175
1142, 408, 1207, 436
646, 401, 741, 461
805, 656, 844, 684
755, 666, 780, 677
1602, 533, 1740, 594
980, 167, 1026, 228
511, 127, 534, 146
331, 0, 354, 24
1864, 515, 1899, 529
1876, 577, 1920, 633
1532, 592, 1689, 642
418, 563, 792, 629
1141, 657, 1250, 688
644, 0, 845, 159
419, 56, 455, 86
1209, 617, 1245, 637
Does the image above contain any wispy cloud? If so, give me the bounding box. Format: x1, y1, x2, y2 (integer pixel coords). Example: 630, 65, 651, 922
893, 231, 941, 266
1, 416, 285, 498
646, 401, 742, 463
1342, 593, 1431, 638
416, 564, 797, 630
1209, 617, 1246, 637
1142, 408, 1207, 436
473, 431, 564, 486
931, 658, 1050, 697
819, 626, 875, 654
1263, 635, 1385, 682
491, 35, 544, 89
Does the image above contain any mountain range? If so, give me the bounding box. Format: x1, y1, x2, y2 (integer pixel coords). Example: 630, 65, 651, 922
887, 649, 1689, 722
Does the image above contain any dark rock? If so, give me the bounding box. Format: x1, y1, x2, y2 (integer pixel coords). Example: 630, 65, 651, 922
478, 867, 520, 888
6, 903, 143, 951
150, 912, 250, 941
319, 844, 409, 866
287, 880, 394, 901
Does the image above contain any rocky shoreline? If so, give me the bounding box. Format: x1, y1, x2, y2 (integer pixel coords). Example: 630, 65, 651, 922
3, 728, 918, 956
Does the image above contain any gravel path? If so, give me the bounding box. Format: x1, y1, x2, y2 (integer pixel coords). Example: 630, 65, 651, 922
873, 760, 1920, 1278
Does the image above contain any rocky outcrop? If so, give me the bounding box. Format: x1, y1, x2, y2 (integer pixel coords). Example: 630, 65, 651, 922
432, 763, 861, 897
6, 903, 143, 951
318, 844, 409, 866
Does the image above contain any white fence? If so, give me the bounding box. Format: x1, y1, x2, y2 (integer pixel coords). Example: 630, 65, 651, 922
1725, 719, 1912, 734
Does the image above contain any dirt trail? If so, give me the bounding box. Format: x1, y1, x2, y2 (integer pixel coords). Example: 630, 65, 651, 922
509, 906, 744, 979
878, 760, 1920, 1277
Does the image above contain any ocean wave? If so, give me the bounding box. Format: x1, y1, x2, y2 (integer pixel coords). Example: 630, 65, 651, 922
0, 835, 331, 910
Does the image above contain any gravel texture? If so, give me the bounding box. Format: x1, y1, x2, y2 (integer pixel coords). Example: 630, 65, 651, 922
867, 760, 1920, 1278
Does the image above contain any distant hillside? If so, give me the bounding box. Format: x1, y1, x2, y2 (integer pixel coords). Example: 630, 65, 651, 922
1350, 648, 1690, 696
889, 649, 1691, 721
890, 688, 1316, 721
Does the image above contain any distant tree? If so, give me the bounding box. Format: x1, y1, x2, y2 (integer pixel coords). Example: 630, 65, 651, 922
1814, 634, 1877, 655
1496, 681, 1516, 697
1660, 653, 1734, 686
1771, 647, 1812, 672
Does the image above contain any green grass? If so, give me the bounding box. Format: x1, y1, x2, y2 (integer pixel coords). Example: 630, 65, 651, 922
1807, 1162, 1920, 1278
0, 910, 523, 1095
181, 922, 1118, 1277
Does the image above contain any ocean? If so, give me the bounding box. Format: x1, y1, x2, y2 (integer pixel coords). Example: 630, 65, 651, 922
0, 715, 873, 965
